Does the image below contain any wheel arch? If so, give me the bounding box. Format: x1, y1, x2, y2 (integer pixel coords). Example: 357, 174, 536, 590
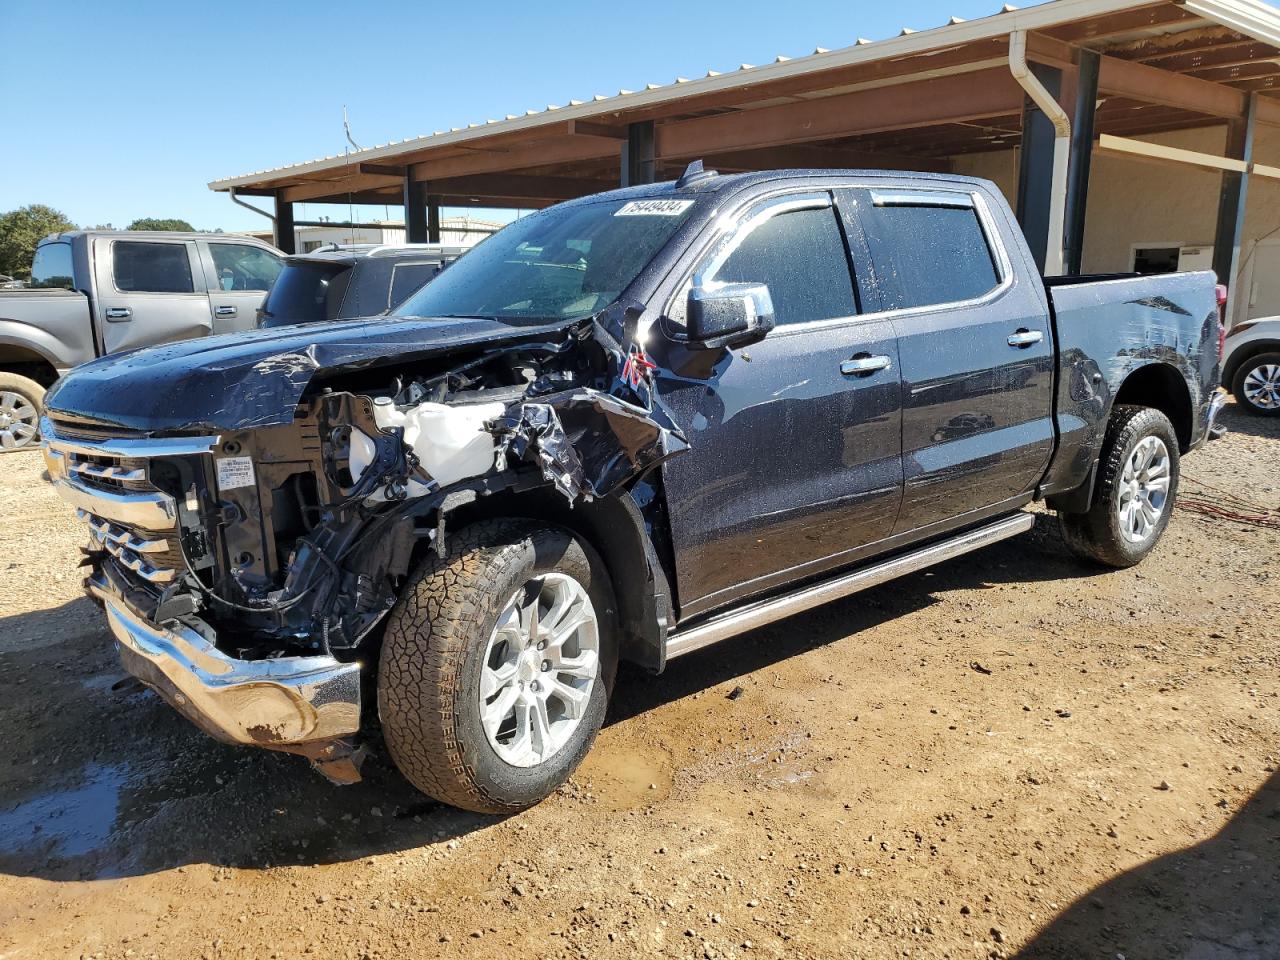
444, 484, 675, 673
1110, 362, 1193, 452
0, 339, 61, 387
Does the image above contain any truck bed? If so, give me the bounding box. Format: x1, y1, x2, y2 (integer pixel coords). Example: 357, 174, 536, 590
1040, 269, 1221, 500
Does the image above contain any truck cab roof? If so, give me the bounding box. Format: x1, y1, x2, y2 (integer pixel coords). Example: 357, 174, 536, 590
553, 166, 990, 209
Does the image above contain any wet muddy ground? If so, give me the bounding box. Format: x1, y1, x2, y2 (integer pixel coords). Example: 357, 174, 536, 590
1, 402, 1277, 959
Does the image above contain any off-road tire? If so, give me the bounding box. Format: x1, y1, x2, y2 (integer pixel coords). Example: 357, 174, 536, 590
0, 372, 45, 452
1058, 404, 1180, 569
377, 519, 618, 814
1231, 351, 1280, 416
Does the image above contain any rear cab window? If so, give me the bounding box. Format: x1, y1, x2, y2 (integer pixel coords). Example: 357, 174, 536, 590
29, 241, 75, 290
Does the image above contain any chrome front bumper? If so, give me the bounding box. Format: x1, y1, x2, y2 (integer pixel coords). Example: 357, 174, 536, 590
87, 572, 362, 748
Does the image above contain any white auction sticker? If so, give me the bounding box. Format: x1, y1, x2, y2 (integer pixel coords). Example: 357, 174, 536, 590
614, 199, 694, 217
216, 456, 256, 491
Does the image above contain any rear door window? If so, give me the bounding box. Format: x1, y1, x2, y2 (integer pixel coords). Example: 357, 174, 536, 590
112, 241, 195, 294
858, 195, 1000, 311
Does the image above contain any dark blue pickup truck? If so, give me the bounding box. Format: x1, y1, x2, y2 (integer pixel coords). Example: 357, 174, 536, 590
41, 166, 1225, 812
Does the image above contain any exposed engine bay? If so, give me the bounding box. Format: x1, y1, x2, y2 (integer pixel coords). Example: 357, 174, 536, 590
110, 313, 685, 664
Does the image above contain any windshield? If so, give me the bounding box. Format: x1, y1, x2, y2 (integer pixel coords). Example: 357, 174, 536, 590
393, 197, 695, 322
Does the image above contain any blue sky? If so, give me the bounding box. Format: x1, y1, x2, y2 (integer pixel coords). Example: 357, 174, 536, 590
0, 0, 1047, 232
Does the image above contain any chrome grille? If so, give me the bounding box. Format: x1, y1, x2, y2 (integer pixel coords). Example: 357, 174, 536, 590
42, 418, 220, 586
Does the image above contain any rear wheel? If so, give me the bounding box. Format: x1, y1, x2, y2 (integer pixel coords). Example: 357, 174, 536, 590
1231, 351, 1280, 415
1058, 404, 1180, 568
377, 519, 617, 814
0, 373, 44, 451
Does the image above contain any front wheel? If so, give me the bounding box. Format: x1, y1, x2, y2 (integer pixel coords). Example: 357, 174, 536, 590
1058, 404, 1180, 568
1231, 351, 1280, 415
377, 519, 617, 814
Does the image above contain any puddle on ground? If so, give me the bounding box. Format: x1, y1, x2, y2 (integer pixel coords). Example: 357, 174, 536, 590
0, 763, 128, 859
574, 733, 673, 810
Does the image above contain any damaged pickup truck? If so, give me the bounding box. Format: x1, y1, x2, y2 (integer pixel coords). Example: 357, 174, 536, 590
42, 166, 1226, 813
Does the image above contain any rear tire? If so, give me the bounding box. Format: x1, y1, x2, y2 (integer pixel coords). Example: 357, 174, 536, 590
377, 519, 618, 814
1231, 351, 1280, 415
1058, 405, 1180, 569
0, 373, 45, 452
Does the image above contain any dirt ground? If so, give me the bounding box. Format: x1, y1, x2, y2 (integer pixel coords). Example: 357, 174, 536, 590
1, 401, 1277, 960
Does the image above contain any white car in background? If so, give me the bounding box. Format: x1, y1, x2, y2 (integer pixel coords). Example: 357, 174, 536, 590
1223, 317, 1280, 415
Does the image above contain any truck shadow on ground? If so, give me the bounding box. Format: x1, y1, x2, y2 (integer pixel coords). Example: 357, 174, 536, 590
1011, 771, 1280, 959
0, 514, 1092, 883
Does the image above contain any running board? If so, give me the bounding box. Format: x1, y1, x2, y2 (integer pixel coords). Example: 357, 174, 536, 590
664, 512, 1035, 661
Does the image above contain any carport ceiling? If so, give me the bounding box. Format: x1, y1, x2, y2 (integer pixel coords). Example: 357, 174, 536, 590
209, 0, 1280, 207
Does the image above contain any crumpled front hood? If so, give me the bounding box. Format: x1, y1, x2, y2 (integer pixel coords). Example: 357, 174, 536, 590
44, 315, 577, 433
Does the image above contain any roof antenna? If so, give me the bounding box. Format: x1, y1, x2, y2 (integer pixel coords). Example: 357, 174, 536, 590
676, 159, 717, 188
343, 106, 362, 151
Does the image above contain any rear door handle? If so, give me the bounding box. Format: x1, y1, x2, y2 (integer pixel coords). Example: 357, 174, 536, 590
1007, 329, 1044, 348
104, 307, 132, 321
215, 305, 237, 317
840, 354, 892, 376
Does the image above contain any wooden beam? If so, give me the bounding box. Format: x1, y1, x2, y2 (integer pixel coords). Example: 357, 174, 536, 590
1047, 4, 1200, 44
1025, 32, 1078, 69
411, 136, 619, 180
566, 119, 628, 139
1095, 133, 1248, 172
358, 162, 407, 177
1141, 41, 1277, 73
655, 66, 1024, 159
428, 173, 614, 200
1251, 160, 1280, 180
280, 172, 403, 203
1097, 54, 1249, 118
701, 144, 950, 173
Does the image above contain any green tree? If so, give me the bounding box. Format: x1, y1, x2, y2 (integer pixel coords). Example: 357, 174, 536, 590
126, 217, 195, 232
0, 204, 77, 278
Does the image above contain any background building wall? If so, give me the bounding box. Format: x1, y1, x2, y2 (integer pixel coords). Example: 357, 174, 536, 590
952, 123, 1280, 323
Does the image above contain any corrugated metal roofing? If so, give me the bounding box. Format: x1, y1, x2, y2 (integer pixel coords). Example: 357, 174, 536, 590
208, 0, 1280, 191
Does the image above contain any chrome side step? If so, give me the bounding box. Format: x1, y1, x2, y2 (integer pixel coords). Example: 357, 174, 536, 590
664, 512, 1035, 661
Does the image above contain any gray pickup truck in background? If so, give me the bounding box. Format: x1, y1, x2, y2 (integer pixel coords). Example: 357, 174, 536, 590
0, 230, 283, 449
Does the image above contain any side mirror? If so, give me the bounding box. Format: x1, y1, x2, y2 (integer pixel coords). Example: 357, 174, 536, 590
686, 283, 776, 350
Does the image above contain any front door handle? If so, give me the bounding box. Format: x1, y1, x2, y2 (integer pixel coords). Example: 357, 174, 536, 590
1007, 328, 1044, 348
215, 305, 237, 317
104, 307, 132, 321
840, 354, 892, 376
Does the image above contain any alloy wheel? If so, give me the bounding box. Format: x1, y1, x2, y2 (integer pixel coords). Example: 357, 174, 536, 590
480, 573, 600, 767
0, 391, 39, 450
1242, 362, 1280, 411
1117, 435, 1171, 543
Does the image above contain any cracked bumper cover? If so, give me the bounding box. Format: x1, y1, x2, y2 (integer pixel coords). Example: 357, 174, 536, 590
88, 571, 362, 748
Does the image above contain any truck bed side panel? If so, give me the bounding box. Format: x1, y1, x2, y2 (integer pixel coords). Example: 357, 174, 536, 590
1041, 270, 1220, 497
0, 289, 95, 370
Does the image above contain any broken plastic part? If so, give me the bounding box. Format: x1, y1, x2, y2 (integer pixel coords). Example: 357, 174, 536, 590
492, 387, 688, 502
